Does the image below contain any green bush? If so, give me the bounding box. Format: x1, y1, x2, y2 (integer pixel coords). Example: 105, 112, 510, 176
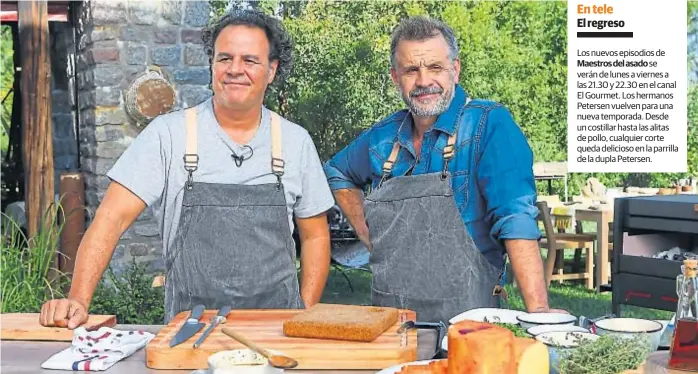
89, 259, 165, 325
1, 206, 69, 313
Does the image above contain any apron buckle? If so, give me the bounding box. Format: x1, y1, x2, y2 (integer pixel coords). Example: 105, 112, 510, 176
492, 284, 508, 301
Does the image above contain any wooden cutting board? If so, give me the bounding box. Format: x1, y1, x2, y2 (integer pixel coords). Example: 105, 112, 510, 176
633, 350, 696, 373
1, 313, 117, 341
145, 308, 418, 370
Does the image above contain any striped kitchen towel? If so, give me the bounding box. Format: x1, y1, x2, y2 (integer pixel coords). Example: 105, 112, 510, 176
41, 327, 154, 371
550, 205, 576, 231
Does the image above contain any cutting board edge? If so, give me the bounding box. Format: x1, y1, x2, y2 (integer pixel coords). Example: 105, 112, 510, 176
0, 314, 117, 341
145, 345, 418, 370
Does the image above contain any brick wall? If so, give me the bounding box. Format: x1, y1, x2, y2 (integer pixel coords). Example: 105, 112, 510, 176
74, 0, 212, 274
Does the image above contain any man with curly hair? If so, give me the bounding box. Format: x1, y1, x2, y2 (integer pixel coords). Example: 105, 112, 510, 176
39, 9, 334, 326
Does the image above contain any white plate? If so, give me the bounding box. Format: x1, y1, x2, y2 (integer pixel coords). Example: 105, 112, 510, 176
376, 360, 440, 374
449, 308, 525, 325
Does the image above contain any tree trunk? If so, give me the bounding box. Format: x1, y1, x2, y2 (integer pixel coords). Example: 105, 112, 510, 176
18, 1, 54, 239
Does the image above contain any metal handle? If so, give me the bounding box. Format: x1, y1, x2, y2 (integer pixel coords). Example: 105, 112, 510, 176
193, 320, 218, 348
398, 321, 447, 359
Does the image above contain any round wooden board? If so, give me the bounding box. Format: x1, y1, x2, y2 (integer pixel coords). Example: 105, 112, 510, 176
631, 351, 693, 374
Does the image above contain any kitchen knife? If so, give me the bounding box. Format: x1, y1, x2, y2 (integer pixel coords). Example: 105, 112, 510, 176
193, 305, 231, 348
169, 304, 205, 348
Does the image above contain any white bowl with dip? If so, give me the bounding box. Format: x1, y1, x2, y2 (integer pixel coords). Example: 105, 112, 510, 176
592, 318, 663, 351
526, 324, 590, 337
207, 349, 284, 374
516, 312, 578, 330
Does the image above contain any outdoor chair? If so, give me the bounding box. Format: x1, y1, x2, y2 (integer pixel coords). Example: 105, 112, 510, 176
536, 200, 597, 289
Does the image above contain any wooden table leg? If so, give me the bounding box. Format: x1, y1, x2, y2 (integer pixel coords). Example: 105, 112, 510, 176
595, 212, 611, 289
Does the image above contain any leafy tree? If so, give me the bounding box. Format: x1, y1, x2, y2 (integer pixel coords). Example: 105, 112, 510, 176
207, 1, 696, 195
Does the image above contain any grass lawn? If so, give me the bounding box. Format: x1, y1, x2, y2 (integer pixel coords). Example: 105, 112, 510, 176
319, 265, 674, 321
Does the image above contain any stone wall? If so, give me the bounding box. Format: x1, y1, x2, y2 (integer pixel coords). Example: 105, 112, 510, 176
74, 0, 212, 275
50, 22, 79, 191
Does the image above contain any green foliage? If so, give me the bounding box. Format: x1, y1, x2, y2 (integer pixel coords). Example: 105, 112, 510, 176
1, 25, 13, 157
1, 206, 69, 313
89, 259, 166, 325
210, 1, 697, 196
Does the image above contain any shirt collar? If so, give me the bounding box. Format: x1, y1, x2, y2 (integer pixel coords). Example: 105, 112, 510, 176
397, 84, 467, 150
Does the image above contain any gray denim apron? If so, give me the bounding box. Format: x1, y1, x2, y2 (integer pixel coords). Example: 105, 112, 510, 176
163, 107, 303, 322
364, 99, 504, 324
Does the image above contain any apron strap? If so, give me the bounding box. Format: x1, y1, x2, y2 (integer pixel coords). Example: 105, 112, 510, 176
441, 96, 472, 178
382, 142, 401, 175
270, 111, 285, 188
184, 107, 198, 190
380, 96, 473, 181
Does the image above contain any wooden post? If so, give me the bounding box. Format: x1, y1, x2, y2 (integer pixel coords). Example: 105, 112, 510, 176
59, 173, 85, 279
18, 1, 54, 239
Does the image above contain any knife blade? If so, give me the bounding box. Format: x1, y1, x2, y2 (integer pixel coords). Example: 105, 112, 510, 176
169, 304, 205, 348
193, 305, 231, 348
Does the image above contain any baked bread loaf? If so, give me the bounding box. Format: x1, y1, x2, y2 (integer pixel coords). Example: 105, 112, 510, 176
282, 303, 400, 342
398, 359, 448, 374
446, 320, 549, 374
447, 320, 515, 374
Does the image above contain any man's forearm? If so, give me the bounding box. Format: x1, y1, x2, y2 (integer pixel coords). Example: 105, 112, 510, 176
299, 236, 330, 307
505, 239, 549, 312
68, 211, 130, 308
333, 189, 369, 242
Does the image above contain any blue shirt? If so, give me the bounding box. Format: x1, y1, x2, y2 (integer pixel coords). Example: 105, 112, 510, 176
324, 84, 541, 269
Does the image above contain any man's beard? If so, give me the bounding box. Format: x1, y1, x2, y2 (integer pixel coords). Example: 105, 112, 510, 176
398, 73, 456, 117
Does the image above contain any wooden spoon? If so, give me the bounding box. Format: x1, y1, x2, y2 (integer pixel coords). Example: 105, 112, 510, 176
221, 327, 298, 369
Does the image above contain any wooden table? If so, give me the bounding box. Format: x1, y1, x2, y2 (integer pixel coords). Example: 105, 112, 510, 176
0, 324, 439, 373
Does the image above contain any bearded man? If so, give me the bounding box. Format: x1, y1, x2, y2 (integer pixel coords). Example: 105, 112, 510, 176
324, 16, 566, 324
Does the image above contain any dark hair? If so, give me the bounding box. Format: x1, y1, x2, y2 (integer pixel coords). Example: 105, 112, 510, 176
202, 9, 294, 84
389, 16, 459, 68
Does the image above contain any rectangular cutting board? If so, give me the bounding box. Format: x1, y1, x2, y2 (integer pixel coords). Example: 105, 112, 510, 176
145, 308, 418, 370
1, 313, 117, 341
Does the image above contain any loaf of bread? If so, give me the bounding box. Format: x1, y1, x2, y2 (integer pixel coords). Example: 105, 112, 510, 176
282, 303, 400, 342
398, 359, 448, 374
446, 320, 549, 374
447, 320, 516, 374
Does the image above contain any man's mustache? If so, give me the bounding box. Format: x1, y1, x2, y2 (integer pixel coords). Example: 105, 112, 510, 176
410, 86, 443, 97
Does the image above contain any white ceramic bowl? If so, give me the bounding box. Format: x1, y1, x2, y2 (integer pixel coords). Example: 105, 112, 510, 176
526, 324, 590, 337
449, 308, 525, 325
593, 318, 664, 351
516, 312, 577, 330
207, 349, 284, 374
535, 331, 600, 374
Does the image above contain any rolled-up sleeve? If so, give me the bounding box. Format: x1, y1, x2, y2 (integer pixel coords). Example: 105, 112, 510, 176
477, 106, 541, 243
324, 129, 373, 191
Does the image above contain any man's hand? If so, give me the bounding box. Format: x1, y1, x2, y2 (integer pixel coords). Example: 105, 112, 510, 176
39, 182, 146, 329
39, 298, 88, 329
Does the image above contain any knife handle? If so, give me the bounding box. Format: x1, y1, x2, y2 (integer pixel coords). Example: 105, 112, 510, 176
218, 305, 232, 319
188, 304, 205, 322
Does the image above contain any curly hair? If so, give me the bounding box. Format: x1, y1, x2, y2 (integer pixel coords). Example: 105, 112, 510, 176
202, 9, 294, 85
